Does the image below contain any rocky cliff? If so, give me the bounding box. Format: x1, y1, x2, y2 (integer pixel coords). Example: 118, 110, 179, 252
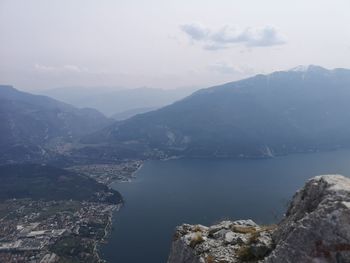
167, 175, 350, 263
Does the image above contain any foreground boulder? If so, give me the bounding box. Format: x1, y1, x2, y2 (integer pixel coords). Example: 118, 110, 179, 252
168, 220, 275, 263
266, 175, 350, 263
167, 175, 350, 263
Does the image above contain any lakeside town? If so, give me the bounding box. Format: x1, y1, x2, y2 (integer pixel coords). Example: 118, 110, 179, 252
0, 160, 143, 263
68, 160, 144, 185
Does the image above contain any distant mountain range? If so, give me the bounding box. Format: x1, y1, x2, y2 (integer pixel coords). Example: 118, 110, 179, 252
38, 86, 197, 117
111, 107, 157, 121
3, 65, 350, 163
84, 66, 350, 158
0, 85, 112, 163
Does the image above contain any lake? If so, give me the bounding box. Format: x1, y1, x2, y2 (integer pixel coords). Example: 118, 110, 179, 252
101, 149, 350, 263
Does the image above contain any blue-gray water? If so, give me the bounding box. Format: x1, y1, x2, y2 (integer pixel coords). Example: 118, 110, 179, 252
101, 150, 350, 263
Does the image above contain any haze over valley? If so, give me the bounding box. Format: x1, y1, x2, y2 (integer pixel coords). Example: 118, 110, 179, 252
36, 86, 198, 118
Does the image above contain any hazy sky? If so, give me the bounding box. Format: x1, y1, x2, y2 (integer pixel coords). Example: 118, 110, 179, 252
1, 0, 350, 90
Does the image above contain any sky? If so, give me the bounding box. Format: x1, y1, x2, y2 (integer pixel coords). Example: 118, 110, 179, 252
1, 0, 350, 90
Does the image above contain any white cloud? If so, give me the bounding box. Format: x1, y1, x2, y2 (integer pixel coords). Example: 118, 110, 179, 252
208, 62, 257, 77
62, 65, 85, 72
34, 64, 87, 73
181, 23, 286, 50
209, 62, 241, 75
180, 24, 209, 41
34, 64, 57, 72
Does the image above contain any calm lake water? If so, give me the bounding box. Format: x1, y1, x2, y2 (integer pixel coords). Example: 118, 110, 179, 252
101, 150, 350, 263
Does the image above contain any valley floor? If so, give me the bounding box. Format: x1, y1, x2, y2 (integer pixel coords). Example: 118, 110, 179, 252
0, 160, 143, 263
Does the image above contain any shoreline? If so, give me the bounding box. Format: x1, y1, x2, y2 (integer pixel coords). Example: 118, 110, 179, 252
131, 161, 144, 178
158, 146, 350, 162
95, 161, 144, 262
94, 203, 121, 263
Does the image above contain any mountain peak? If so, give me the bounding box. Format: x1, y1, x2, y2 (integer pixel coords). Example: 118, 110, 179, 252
90, 65, 350, 159
289, 65, 327, 73
0, 85, 16, 92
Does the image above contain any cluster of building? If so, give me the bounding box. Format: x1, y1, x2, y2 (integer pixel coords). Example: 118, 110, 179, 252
69, 160, 144, 185
0, 199, 118, 263
0, 160, 144, 262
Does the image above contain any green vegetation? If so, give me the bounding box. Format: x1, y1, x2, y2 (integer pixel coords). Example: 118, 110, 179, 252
0, 164, 122, 204
50, 236, 96, 263
0, 85, 112, 164
79, 222, 106, 239
36, 201, 82, 220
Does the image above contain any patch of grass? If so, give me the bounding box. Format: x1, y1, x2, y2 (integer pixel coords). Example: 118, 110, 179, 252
231, 225, 257, 234
193, 225, 203, 232
249, 231, 260, 243
235, 224, 277, 262
206, 254, 215, 263
236, 245, 256, 261
189, 232, 204, 248
259, 225, 277, 232
232, 224, 277, 235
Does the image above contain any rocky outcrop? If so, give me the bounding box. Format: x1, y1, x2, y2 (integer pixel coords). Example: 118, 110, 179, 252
265, 175, 350, 263
167, 175, 350, 263
168, 220, 275, 263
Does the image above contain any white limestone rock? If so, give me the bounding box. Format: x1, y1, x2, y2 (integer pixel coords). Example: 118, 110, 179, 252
264, 175, 350, 263
167, 220, 273, 263
167, 175, 350, 263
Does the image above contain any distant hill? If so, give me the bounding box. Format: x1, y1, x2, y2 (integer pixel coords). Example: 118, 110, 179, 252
0, 85, 112, 163
38, 86, 197, 117
0, 164, 122, 204
111, 107, 157, 121
83, 66, 350, 158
